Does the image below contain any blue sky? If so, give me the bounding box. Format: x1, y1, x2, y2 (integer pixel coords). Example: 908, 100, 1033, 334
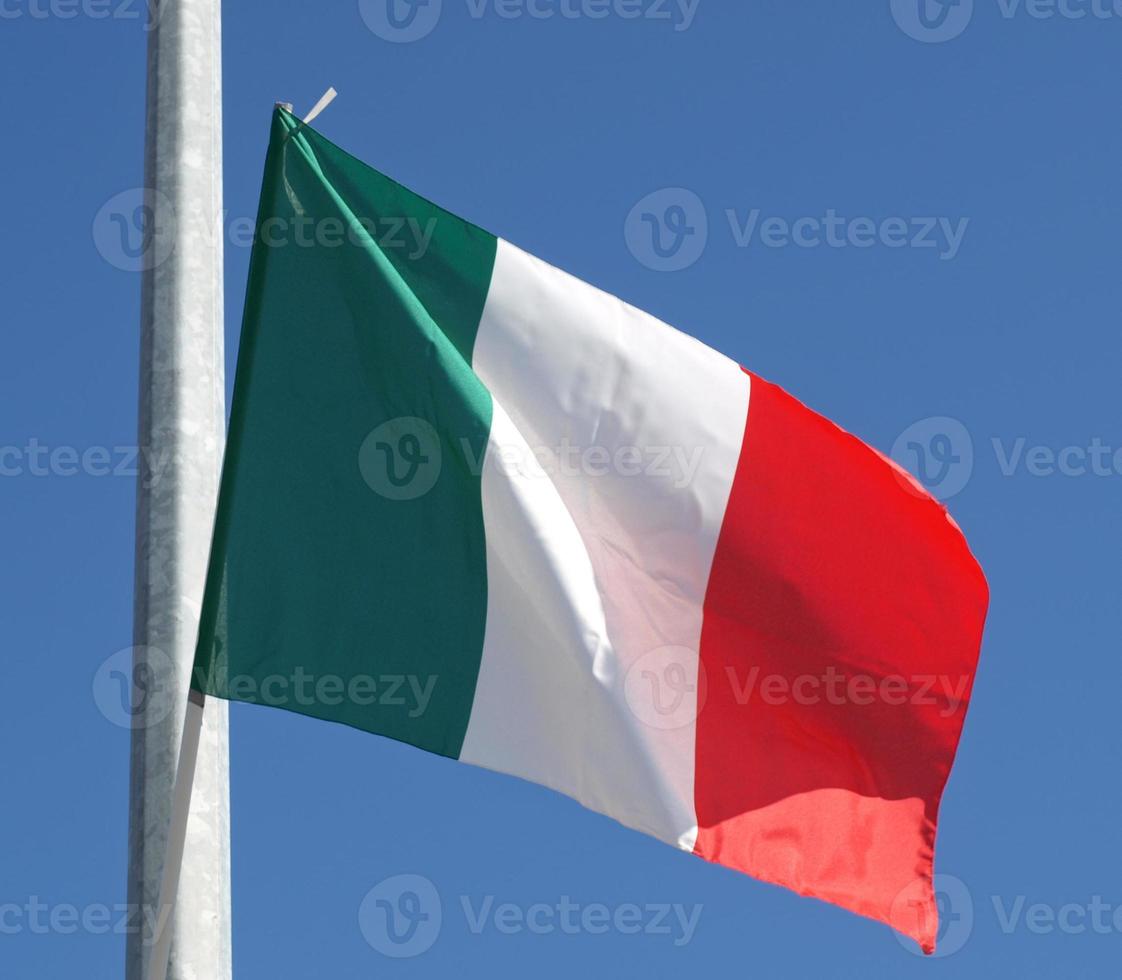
2, 1, 1121, 975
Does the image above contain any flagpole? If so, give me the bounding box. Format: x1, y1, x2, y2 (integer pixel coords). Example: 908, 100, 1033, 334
143, 693, 207, 980
127, 0, 232, 977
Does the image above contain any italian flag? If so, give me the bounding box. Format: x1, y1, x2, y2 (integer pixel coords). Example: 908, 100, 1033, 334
193, 108, 988, 952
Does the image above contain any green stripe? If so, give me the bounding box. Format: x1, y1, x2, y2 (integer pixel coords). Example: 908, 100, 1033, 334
192, 109, 497, 758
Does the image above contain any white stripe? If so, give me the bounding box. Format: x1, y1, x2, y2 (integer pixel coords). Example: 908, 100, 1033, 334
460, 239, 749, 850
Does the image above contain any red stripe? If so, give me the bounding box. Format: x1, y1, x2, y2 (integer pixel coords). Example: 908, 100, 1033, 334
692, 372, 988, 953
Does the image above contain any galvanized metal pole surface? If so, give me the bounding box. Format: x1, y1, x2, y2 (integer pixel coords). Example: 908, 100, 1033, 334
127, 0, 232, 977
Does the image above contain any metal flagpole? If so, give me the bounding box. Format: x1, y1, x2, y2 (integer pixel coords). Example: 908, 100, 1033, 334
127, 0, 232, 977
142, 693, 208, 980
